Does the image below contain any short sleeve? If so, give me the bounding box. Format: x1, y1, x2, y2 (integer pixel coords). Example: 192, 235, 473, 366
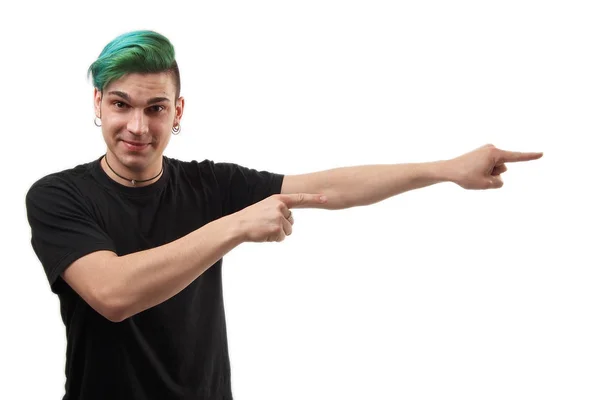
25, 178, 116, 295
212, 162, 284, 216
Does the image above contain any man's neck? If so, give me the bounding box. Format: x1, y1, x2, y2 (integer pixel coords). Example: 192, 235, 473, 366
101, 153, 163, 188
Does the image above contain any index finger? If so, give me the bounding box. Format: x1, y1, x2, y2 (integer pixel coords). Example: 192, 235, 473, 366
498, 150, 544, 163
278, 193, 328, 208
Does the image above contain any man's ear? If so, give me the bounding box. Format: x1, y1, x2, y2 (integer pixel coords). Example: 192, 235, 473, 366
94, 88, 102, 117
174, 96, 185, 126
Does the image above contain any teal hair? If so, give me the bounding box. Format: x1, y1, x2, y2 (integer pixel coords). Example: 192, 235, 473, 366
88, 30, 181, 98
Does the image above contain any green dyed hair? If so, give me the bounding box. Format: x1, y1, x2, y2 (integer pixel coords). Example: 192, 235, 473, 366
88, 30, 181, 99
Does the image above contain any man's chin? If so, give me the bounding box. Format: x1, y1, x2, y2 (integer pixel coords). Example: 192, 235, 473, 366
112, 150, 155, 171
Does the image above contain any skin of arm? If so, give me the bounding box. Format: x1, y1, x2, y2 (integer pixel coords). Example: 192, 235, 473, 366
281, 160, 452, 210
280, 144, 543, 209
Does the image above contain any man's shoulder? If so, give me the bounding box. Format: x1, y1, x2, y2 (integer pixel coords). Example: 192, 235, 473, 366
166, 156, 212, 168
166, 156, 247, 169
165, 156, 222, 178
166, 157, 267, 188
27, 158, 99, 199
166, 157, 281, 184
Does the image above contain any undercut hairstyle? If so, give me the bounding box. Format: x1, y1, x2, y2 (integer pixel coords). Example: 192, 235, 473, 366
88, 30, 181, 99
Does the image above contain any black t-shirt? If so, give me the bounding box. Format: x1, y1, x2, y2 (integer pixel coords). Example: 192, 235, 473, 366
25, 155, 284, 400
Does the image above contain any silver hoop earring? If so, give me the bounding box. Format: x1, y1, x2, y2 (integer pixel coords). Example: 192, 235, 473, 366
94, 117, 102, 127
172, 124, 181, 135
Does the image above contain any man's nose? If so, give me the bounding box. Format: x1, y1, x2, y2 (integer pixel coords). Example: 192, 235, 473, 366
127, 110, 148, 136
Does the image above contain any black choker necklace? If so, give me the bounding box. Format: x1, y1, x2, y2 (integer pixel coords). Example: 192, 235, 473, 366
104, 155, 163, 186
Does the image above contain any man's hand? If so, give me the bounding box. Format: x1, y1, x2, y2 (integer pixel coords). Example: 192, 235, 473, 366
234, 193, 328, 243
448, 144, 544, 190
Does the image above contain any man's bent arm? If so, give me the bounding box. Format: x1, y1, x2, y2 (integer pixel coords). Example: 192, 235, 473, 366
63, 213, 245, 323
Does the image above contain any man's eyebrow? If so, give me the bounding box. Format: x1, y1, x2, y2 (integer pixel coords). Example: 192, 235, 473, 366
107, 91, 131, 101
107, 91, 170, 105
146, 97, 171, 105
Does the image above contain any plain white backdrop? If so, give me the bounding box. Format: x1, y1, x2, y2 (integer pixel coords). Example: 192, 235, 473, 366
1, 1, 598, 399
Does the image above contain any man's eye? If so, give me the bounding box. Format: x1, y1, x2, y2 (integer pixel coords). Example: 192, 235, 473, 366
150, 105, 165, 113
113, 101, 128, 109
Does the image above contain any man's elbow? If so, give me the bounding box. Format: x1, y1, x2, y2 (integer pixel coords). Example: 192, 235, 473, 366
104, 306, 127, 323
97, 288, 129, 323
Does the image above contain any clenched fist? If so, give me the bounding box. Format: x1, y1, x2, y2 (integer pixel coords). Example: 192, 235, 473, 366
234, 193, 328, 242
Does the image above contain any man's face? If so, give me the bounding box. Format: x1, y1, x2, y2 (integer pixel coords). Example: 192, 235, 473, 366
94, 72, 184, 173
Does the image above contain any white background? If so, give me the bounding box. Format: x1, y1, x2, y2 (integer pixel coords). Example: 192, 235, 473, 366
1, 1, 599, 399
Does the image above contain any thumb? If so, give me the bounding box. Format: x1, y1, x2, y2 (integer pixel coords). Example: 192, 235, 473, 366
488, 176, 504, 189
279, 193, 328, 208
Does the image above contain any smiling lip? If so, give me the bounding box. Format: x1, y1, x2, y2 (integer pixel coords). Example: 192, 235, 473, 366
122, 140, 150, 151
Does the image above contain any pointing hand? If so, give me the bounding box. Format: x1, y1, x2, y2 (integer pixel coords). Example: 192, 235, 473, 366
235, 193, 328, 242
448, 144, 543, 190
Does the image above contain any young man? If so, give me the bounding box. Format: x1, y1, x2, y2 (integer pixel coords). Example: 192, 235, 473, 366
25, 30, 543, 400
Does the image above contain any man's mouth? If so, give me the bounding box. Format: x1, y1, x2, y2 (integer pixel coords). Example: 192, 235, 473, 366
121, 140, 150, 151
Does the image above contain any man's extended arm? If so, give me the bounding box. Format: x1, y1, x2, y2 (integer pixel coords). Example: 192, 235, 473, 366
281, 144, 543, 209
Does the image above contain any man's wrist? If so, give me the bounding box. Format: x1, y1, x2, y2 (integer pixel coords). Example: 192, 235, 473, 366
431, 159, 461, 185
223, 213, 248, 246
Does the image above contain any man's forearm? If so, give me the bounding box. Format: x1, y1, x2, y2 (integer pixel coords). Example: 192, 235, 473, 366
105, 213, 245, 322
321, 160, 454, 209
